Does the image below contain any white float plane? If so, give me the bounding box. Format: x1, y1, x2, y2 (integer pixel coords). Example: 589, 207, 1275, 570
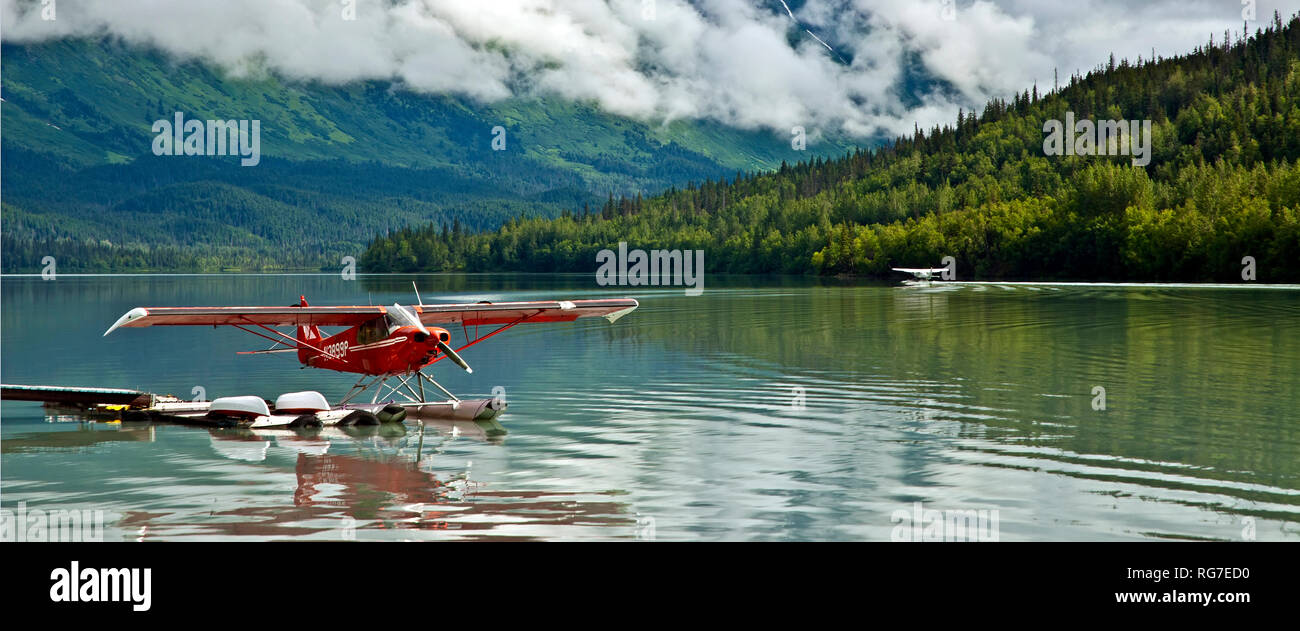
891, 267, 949, 282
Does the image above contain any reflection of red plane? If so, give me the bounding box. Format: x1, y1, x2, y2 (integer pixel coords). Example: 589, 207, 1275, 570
120, 438, 636, 540
291, 450, 635, 538
105, 290, 637, 404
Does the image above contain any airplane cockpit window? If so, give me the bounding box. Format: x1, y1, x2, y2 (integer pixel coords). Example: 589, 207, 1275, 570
356, 317, 387, 345
385, 304, 425, 333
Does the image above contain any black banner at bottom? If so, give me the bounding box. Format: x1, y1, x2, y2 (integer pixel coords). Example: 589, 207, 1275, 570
1, 542, 1287, 620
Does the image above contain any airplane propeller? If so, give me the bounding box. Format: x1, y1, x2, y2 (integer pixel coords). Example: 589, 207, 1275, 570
408, 282, 471, 373
436, 339, 473, 374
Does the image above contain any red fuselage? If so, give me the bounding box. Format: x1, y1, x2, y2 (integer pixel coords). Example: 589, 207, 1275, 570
298, 320, 453, 376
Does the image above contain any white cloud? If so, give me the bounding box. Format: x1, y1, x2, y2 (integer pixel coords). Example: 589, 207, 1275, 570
3, 0, 1298, 138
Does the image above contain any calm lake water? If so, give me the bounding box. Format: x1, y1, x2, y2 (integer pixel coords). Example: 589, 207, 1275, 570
2, 274, 1298, 541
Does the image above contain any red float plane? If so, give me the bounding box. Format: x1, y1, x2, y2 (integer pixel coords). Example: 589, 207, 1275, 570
104, 287, 638, 407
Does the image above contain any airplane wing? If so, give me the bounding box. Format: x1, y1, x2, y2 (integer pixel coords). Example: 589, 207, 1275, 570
416, 298, 639, 326
104, 298, 638, 335
104, 305, 387, 334
891, 268, 946, 274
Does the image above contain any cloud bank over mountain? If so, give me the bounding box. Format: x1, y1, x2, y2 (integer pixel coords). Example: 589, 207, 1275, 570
5, 0, 1298, 138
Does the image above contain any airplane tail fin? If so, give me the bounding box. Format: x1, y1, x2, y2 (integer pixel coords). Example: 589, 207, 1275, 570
295, 295, 321, 363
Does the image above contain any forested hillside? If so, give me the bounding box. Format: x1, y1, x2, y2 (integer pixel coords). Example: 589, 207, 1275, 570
0, 39, 854, 272
365, 13, 1300, 283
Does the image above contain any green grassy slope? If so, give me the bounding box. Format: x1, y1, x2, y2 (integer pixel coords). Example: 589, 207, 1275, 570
0, 38, 858, 272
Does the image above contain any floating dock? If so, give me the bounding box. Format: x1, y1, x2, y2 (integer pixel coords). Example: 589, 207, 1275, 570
1, 383, 506, 427
1, 384, 156, 408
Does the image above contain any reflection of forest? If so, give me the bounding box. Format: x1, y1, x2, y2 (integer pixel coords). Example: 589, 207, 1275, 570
1, 423, 156, 453
634, 286, 1300, 499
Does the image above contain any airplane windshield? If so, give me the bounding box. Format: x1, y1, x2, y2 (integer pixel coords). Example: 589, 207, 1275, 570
386, 304, 425, 332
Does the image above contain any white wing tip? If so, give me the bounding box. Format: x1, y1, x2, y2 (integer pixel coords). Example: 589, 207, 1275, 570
104, 307, 148, 336
603, 304, 638, 324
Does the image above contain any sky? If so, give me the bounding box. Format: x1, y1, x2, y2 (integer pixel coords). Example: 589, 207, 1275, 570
4, 0, 1299, 138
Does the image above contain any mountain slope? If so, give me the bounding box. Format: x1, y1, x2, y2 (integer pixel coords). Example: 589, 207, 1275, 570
363, 14, 1300, 282
0, 38, 858, 272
